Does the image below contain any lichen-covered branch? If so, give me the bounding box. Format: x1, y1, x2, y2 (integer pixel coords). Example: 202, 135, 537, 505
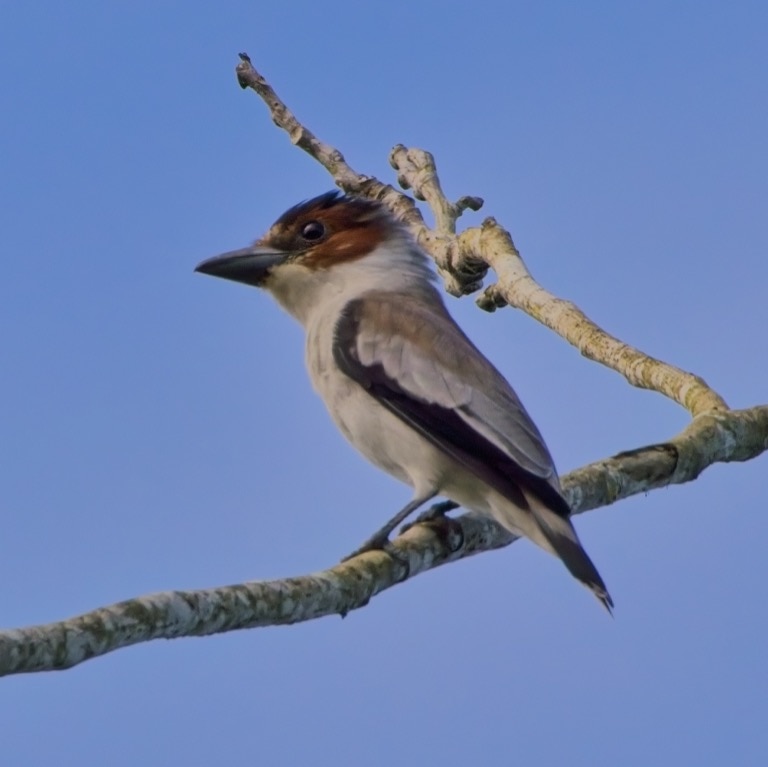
1, 405, 765, 676
563, 405, 768, 512
1, 55, 763, 677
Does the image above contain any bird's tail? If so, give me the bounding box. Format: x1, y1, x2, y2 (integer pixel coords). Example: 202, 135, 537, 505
526, 497, 614, 614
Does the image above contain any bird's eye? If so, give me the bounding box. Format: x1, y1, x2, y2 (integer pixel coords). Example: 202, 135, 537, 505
300, 221, 325, 241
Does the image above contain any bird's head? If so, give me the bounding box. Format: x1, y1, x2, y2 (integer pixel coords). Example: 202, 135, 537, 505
196, 191, 435, 323
196, 192, 409, 287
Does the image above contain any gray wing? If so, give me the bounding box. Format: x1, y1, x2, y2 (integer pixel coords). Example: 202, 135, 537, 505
333, 292, 571, 519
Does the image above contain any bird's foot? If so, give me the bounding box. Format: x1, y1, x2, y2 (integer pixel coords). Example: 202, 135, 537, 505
401, 500, 459, 532
341, 531, 391, 562
401, 500, 464, 553
341, 533, 410, 581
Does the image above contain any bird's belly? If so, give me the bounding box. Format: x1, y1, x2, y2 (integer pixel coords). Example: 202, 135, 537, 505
311, 365, 453, 491
312, 361, 540, 542
306, 324, 517, 514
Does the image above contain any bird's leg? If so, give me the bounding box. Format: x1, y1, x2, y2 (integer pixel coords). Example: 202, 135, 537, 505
401, 500, 459, 532
341, 492, 437, 563
400, 500, 464, 554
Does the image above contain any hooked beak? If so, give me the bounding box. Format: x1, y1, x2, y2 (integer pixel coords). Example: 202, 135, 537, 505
194, 245, 289, 288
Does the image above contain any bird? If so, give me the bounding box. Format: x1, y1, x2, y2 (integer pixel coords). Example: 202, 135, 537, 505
195, 191, 613, 611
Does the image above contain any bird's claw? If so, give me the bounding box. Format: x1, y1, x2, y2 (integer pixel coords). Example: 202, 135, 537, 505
400, 501, 464, 553
341, 532, 390, 562
341, 535, 410, 581
400, 500, 459, 533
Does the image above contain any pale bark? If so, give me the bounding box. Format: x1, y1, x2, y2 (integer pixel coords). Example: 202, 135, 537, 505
1, 53, 765, 676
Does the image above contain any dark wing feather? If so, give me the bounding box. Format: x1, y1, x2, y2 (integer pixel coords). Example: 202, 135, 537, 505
333, 293, 571, 519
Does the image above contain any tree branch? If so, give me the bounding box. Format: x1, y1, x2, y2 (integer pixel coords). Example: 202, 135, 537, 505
458, 219, 728, 416
1, 54, 764, 676
2, 405, 765, 676
236, 54, 727, 416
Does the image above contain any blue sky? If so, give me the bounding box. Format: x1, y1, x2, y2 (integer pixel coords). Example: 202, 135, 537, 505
1, 2, 766, 764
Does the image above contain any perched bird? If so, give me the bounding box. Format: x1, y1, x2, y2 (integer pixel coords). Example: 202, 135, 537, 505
195, 191, 612, 611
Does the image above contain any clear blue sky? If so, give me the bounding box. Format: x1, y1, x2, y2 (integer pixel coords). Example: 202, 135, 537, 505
1, 2, 766, 765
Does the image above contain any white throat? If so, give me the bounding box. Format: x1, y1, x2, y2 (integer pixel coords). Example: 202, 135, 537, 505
264, 238, 438, 327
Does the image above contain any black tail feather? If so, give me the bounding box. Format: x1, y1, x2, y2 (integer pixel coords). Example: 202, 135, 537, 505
529, 504, 614, 614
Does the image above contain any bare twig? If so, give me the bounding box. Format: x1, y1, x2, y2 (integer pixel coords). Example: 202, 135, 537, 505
236, 52, 364, 190
388, 145, 484, 234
